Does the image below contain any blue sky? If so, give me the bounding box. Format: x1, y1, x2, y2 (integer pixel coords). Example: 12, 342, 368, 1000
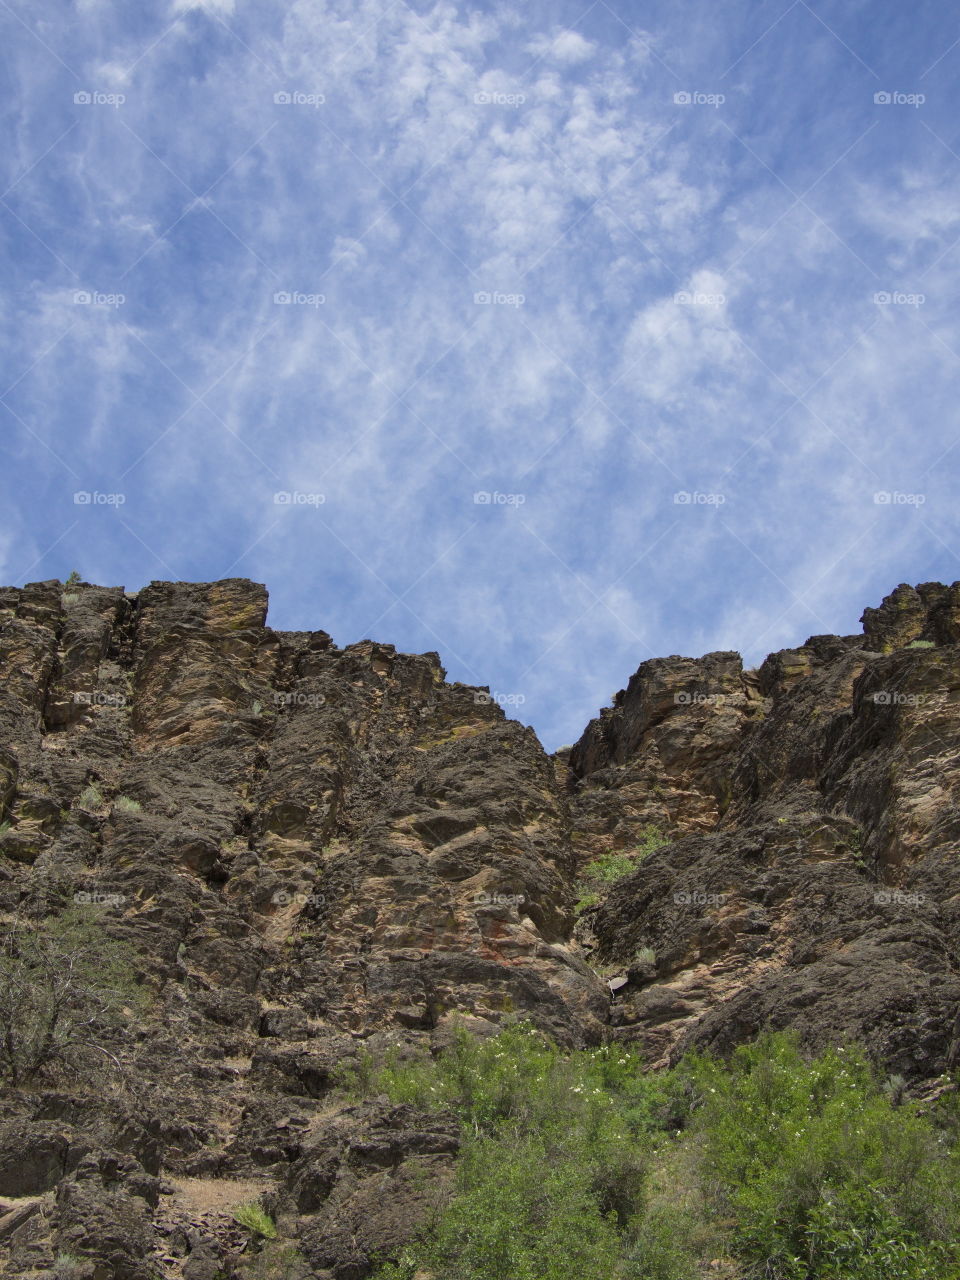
2, 0, 958, 749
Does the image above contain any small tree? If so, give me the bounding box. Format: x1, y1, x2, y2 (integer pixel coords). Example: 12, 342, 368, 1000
0, 906, 145, 1086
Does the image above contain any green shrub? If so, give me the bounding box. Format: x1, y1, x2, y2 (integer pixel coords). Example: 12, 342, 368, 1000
907, 639, 935, 649
112, 795, 142, 813
355, 1025, 960, 1280
233, 1202, 277, 1239
580, 828, 670, 892
0, 907, 146, 1086
77, 784, 103, 810
675, 1032, 960, 1278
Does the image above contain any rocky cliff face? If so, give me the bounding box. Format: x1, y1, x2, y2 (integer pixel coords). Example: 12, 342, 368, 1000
0, 577, 957, 1279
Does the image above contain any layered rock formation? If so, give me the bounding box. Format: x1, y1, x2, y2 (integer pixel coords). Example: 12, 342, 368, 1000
0, 576, 957, 1278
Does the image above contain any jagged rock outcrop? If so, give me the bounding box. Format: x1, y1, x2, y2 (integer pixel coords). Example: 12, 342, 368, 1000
0, 577, 604, 1278
0, 576, 957, 1278
577, 583, 960, 1080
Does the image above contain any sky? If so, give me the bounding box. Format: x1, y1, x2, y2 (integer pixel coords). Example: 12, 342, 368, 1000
1, 0, 958, 750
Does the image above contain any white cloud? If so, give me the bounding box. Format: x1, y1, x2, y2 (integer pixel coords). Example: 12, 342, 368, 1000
528, 30, 597, 66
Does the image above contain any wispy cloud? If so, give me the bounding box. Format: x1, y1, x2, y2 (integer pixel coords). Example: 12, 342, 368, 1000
2, 0, 958, 749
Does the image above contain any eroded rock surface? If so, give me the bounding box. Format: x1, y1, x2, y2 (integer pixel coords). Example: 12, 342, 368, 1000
577, 583, 960, 1080
0, 576, 957, 1277
0, 577, 603, 1278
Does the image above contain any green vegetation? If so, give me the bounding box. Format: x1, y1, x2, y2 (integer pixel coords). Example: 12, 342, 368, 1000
77, 783, 103, 809
65, 570, 82, 586
0, 906, 146, 1086
339, 1023, 960, 1280
233, 1202, 278, 1239
575, 827, 670, 911
112, 794, 142, 813
907, 639, 935, 649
